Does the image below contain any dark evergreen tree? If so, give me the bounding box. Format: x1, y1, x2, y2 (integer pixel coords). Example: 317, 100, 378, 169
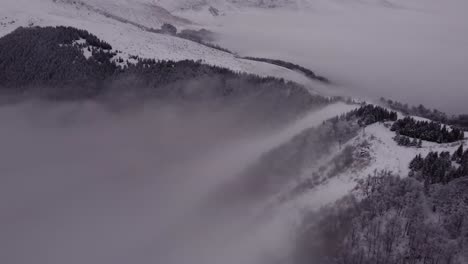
161, 23, 177, 35
409, 154, 424, 171
452, 144, 464, 162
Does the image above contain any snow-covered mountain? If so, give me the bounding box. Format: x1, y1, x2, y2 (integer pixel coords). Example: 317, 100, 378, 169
0, 0, 329, 90
155, 0, 396, 12
57, 0, 191, 27
155, 0, 304, 12
1, 0, 468, 263
153, 0, 404, 17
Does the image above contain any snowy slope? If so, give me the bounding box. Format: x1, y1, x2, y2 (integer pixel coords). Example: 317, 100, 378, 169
289, 118, 467, 212
60, 0, 192, 28
155, 0, 366, 12
0, 0, 322, 87
247, 113, 468, 262
156, 0, 406, 17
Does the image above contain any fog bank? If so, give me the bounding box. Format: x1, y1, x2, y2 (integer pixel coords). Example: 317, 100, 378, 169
0, 99, 346, 264
214, 0, 468, 114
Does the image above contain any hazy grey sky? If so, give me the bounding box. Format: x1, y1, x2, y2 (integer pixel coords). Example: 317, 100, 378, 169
215, 0, 468, 114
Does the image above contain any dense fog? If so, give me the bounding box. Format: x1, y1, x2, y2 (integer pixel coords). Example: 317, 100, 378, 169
215, 0, 468, 114
0, 98, 349, 264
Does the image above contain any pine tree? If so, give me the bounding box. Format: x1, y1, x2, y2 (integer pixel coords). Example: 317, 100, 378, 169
461, 149, 468, 165
409, 154, 424, 172
452, 144, 464, 162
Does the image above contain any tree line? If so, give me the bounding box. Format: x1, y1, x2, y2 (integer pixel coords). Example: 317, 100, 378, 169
0, 26, 343, 121
391, 116, 464, 143
409, 144, 468, 185
345, 104, 398, 126
394, 133, 422, 147
241, 56, 330, 83
155, 23, 233, 54
295, 170, 468, 264
381, 97, 468, 131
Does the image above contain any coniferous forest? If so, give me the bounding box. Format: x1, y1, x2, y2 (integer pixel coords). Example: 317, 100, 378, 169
0, 26, 337, 121
408, 145, 468, 185
391, 117, 464, 143
347, 104, 398, 126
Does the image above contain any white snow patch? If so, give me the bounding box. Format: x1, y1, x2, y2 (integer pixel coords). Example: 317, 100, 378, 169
81, 47, 92, 59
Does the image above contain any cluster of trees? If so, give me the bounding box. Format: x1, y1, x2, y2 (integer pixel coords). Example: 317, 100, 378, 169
160, 23, 177, 35
391, 117, 465, 143
295, 171, 468, 264
153, 23, 233, 54
394, 133, 422, 147
177, 28, 214, 42
345, 104, 398, 126
381, 97, 468, 131
0, 26, 116, 98
208, 6, 220, 16
409, 145, 468, 185
241, 57, 330, 83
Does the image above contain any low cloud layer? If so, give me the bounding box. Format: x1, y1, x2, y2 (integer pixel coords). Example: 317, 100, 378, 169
0, 98, 343, 264
214, 0, 468, 114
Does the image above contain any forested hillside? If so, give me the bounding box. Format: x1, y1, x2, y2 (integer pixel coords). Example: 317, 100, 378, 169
296, 170, 468, 264
0, 26, 116, 96
294, 110, 468, 264
0, 26, 337, 123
